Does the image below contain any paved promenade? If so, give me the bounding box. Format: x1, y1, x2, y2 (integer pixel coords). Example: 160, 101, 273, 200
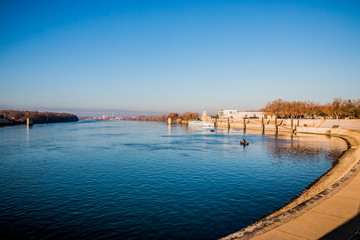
252, 161, 360, 240
222, 126, 360, 240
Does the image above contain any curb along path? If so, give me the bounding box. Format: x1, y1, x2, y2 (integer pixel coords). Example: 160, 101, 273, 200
221, 128, 360, 240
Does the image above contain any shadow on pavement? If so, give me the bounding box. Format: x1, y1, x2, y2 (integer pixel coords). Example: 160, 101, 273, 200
319, 213, 360, 240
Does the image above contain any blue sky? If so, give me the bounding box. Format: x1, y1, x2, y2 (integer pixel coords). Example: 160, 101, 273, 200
1, 0, 359, 116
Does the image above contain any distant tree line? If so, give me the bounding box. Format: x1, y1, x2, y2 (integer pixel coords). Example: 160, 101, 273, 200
0, 110, 79, 124
261, 98, 360, 119
121, 115, 168, 122
122, 112, 199, 123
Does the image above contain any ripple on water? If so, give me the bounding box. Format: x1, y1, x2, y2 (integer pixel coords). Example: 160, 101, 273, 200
0, 121, 347, 240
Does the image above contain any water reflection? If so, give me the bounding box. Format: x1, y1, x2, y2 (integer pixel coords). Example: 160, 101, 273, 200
0, 121, 349, 240
168, 125, 172, 143
266, 134, 347, 164
26, 125, 32, 146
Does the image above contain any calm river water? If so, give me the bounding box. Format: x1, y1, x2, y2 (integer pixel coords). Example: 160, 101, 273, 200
0, 120, 347, 239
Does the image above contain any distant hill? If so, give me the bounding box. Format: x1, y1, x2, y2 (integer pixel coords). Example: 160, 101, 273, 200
0, 110, 78, 125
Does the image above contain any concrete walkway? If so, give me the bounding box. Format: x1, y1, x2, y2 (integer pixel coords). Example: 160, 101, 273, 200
222, 128, 360, 240
252, 162, 360, 240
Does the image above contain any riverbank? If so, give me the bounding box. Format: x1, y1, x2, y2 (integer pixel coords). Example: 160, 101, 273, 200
214, 118, 360, 133
0, 110, 79, 126
220, 121, 360, 239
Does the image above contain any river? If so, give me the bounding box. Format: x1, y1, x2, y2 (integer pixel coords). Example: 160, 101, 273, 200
0, 120, 347, 239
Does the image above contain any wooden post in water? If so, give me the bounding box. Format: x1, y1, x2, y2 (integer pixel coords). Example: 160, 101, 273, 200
243, 118, 246, 132
291, 116, 294, 132
167, 118, 172, 126
27, 118, 33, 126
227, 117, 230, 131
262, 117, 265, 134
275, 116, 278, 134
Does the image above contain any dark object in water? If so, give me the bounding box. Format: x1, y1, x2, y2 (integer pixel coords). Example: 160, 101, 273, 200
210, 129, 215, 132
240, 138, 249, 145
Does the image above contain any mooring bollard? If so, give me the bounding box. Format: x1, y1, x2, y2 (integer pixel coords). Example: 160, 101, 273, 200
243, 118, 246, 132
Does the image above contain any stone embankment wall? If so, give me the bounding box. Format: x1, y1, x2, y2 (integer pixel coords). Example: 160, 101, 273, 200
261, 128, 360, 216
220, 119, 360, 240
215, 118, 360, 132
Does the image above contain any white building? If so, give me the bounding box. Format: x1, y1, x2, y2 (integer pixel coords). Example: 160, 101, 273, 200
218, 110, 238, 119
188, 120, 214, 128
218, 110, 273, 120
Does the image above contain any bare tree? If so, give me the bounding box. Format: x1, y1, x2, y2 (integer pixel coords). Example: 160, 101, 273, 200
261, 99, 285, 117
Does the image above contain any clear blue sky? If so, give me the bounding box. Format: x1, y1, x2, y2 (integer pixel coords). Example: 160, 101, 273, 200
1, 0, 359, 116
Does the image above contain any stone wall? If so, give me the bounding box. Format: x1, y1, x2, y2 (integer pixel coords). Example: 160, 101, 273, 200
214, 119, 360, 132
220, 120, 360, 240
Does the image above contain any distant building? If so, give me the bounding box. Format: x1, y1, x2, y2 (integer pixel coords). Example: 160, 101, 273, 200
188, 120, 214, 128
218, 110, 273, 120
218, 110, 238, 119
201, 111, 212, 121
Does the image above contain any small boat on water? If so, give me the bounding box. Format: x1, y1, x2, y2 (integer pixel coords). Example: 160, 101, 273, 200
240, 139, 249, 146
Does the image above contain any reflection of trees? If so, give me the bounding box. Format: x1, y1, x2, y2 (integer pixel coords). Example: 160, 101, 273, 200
267, 145, 322, 162
266, 137, 340, 164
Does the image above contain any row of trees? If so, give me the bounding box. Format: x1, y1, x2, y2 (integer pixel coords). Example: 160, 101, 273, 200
166, 112, 199, 123
261, 98, 360, 119
122, 112, 199, 124
0, 110, 79, 123
121, 115, 168, 122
